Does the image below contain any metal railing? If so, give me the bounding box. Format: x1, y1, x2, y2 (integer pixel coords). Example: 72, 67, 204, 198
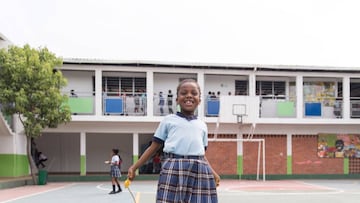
259, 95, 297, 118
62, 90, 360, 120
303, 97, 342, 119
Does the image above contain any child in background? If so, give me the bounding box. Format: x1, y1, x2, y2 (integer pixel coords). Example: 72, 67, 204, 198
128, 79, 220, 202
105, 148, 122, 194
36, 151, 47, 168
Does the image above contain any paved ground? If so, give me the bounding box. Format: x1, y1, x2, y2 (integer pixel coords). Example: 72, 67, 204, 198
1, 179, 360, 203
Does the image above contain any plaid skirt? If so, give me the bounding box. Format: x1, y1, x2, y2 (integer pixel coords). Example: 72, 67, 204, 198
157, 154, 218, 203
110, 165, 121, 178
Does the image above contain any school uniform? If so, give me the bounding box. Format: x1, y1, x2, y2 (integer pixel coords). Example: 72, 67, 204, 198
110, 155, 121, 178
153, 112, 218, 203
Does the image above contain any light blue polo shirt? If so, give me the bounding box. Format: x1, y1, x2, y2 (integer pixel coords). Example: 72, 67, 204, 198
153, 113, 208, 156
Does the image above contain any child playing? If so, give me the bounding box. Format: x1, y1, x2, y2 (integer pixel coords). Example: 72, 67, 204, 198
105, 148, 122, 194
128, 79, 220, 202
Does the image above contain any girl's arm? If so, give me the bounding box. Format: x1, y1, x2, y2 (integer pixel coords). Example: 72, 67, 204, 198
127, 141, 162, 180
204, 156, 220, 187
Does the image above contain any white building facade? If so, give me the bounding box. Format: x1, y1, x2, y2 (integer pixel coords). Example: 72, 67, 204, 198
1, 49, 360, 178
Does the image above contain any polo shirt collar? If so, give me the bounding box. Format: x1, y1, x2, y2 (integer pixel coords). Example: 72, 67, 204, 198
176, 112, 197, 121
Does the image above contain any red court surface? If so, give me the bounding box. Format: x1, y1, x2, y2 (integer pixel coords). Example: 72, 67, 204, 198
220, 180, 335, 192
1, 180, 360, 203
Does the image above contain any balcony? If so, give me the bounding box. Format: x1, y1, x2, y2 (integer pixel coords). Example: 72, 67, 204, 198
62, 89, 360, 123
104, 93, 147, 116
260, 95, 296, 118
303, 97, 343, 119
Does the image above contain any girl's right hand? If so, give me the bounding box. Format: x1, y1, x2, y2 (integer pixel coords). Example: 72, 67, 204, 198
127, 166, 136, 181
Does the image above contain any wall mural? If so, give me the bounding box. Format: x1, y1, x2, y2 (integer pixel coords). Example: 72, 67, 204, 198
303, 82, 336, 106
318, 134, 360, 158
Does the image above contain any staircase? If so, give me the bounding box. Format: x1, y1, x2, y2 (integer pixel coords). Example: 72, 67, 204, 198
0, 110, 14, 135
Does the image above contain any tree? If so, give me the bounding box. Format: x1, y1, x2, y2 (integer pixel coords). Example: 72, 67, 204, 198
0, 45, 71, 184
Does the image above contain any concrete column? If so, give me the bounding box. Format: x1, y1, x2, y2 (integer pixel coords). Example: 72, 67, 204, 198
147, 71, 154, 116
132, 133, 139, 175
197, 72, 205, 118
249, 72, 256, 97
237, 133, 243, 176
95, 69, 103, 116
80, 132, 86, 176
286, 133, 292, 175
342, 76, 350, 119
296, 75, 303, 119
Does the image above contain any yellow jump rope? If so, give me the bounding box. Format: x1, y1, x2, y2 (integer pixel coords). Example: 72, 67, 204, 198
124, 178, 136, 203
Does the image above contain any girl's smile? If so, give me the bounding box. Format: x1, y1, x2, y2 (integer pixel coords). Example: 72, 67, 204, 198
176, 82, 201, 115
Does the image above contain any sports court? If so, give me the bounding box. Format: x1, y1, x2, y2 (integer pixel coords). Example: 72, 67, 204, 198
1, 179, 360, 203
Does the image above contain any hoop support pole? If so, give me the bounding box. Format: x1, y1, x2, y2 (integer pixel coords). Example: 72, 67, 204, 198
208, 138, 266, 181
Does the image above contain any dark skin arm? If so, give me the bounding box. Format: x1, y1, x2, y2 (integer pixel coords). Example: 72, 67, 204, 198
127, 141, 162, 180
204, 156, 220, 186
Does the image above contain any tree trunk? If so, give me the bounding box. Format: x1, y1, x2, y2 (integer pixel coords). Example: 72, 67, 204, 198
27, 136, 38, 185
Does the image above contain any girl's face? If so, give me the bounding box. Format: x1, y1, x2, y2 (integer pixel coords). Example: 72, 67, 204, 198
176, 82, 201, 116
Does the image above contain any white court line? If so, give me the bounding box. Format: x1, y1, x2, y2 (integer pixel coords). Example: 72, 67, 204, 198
96, 183, 146, 203
2, 183, 76, 203
220, 185, 344, 196
295, 180, 341, 191
96, 183, 110, 191
221, 180, 345, 196
96, 183, 157, 194
218, 190, 344, 196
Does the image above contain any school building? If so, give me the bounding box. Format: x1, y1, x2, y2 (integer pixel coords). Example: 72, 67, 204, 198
1, 33, 360, 179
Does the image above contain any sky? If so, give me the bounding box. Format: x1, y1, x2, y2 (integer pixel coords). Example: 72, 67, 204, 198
1, 0, 360, 67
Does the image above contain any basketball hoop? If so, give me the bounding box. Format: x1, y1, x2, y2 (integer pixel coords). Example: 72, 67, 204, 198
232, 104, 247, 124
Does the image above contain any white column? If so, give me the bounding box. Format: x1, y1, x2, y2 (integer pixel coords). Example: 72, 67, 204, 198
80, 132, 86, 176
237, 132, 243, 176
133, 133, 139, 157
249, 72, 256, 97
296, 75, 303, 119
147, 71, 154, 116
286, 133, 292, 156
95, 69, 103, 116
133, 133, 139, 175
286, 133, 292, 174
343, 76, 350, 119
197, 72, 205, 118
237, 133, 243, 156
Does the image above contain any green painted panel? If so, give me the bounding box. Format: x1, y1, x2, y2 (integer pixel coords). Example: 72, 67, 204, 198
67, 97, 94, 114
344, 158, 349, 174
287, 156, 292, 174
0, 154, 29, 177
133, 155, 139, 175
237, 155, 243, 176
277, 101, 295, 117
133, 155, 139, 164
80, 155, 86, 176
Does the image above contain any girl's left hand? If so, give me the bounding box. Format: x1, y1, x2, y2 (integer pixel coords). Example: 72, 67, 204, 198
213, 172, 220, 187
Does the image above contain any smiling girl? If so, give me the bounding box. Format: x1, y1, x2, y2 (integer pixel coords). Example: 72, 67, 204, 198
128, 79, 219, 202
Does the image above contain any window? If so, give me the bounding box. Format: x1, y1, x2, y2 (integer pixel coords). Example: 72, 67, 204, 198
135, 77, 146, 93
235, 80, 248, 95
97, 76, 147, 96
350, 82, 360, 98
121, 77, 133, 93
256, 81, 285, 98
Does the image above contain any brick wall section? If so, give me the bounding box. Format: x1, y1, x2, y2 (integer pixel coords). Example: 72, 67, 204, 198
206, 134, 237, 175
349, 158, 360, 173
292, 135, 343, 174
243, 135, 287, 175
